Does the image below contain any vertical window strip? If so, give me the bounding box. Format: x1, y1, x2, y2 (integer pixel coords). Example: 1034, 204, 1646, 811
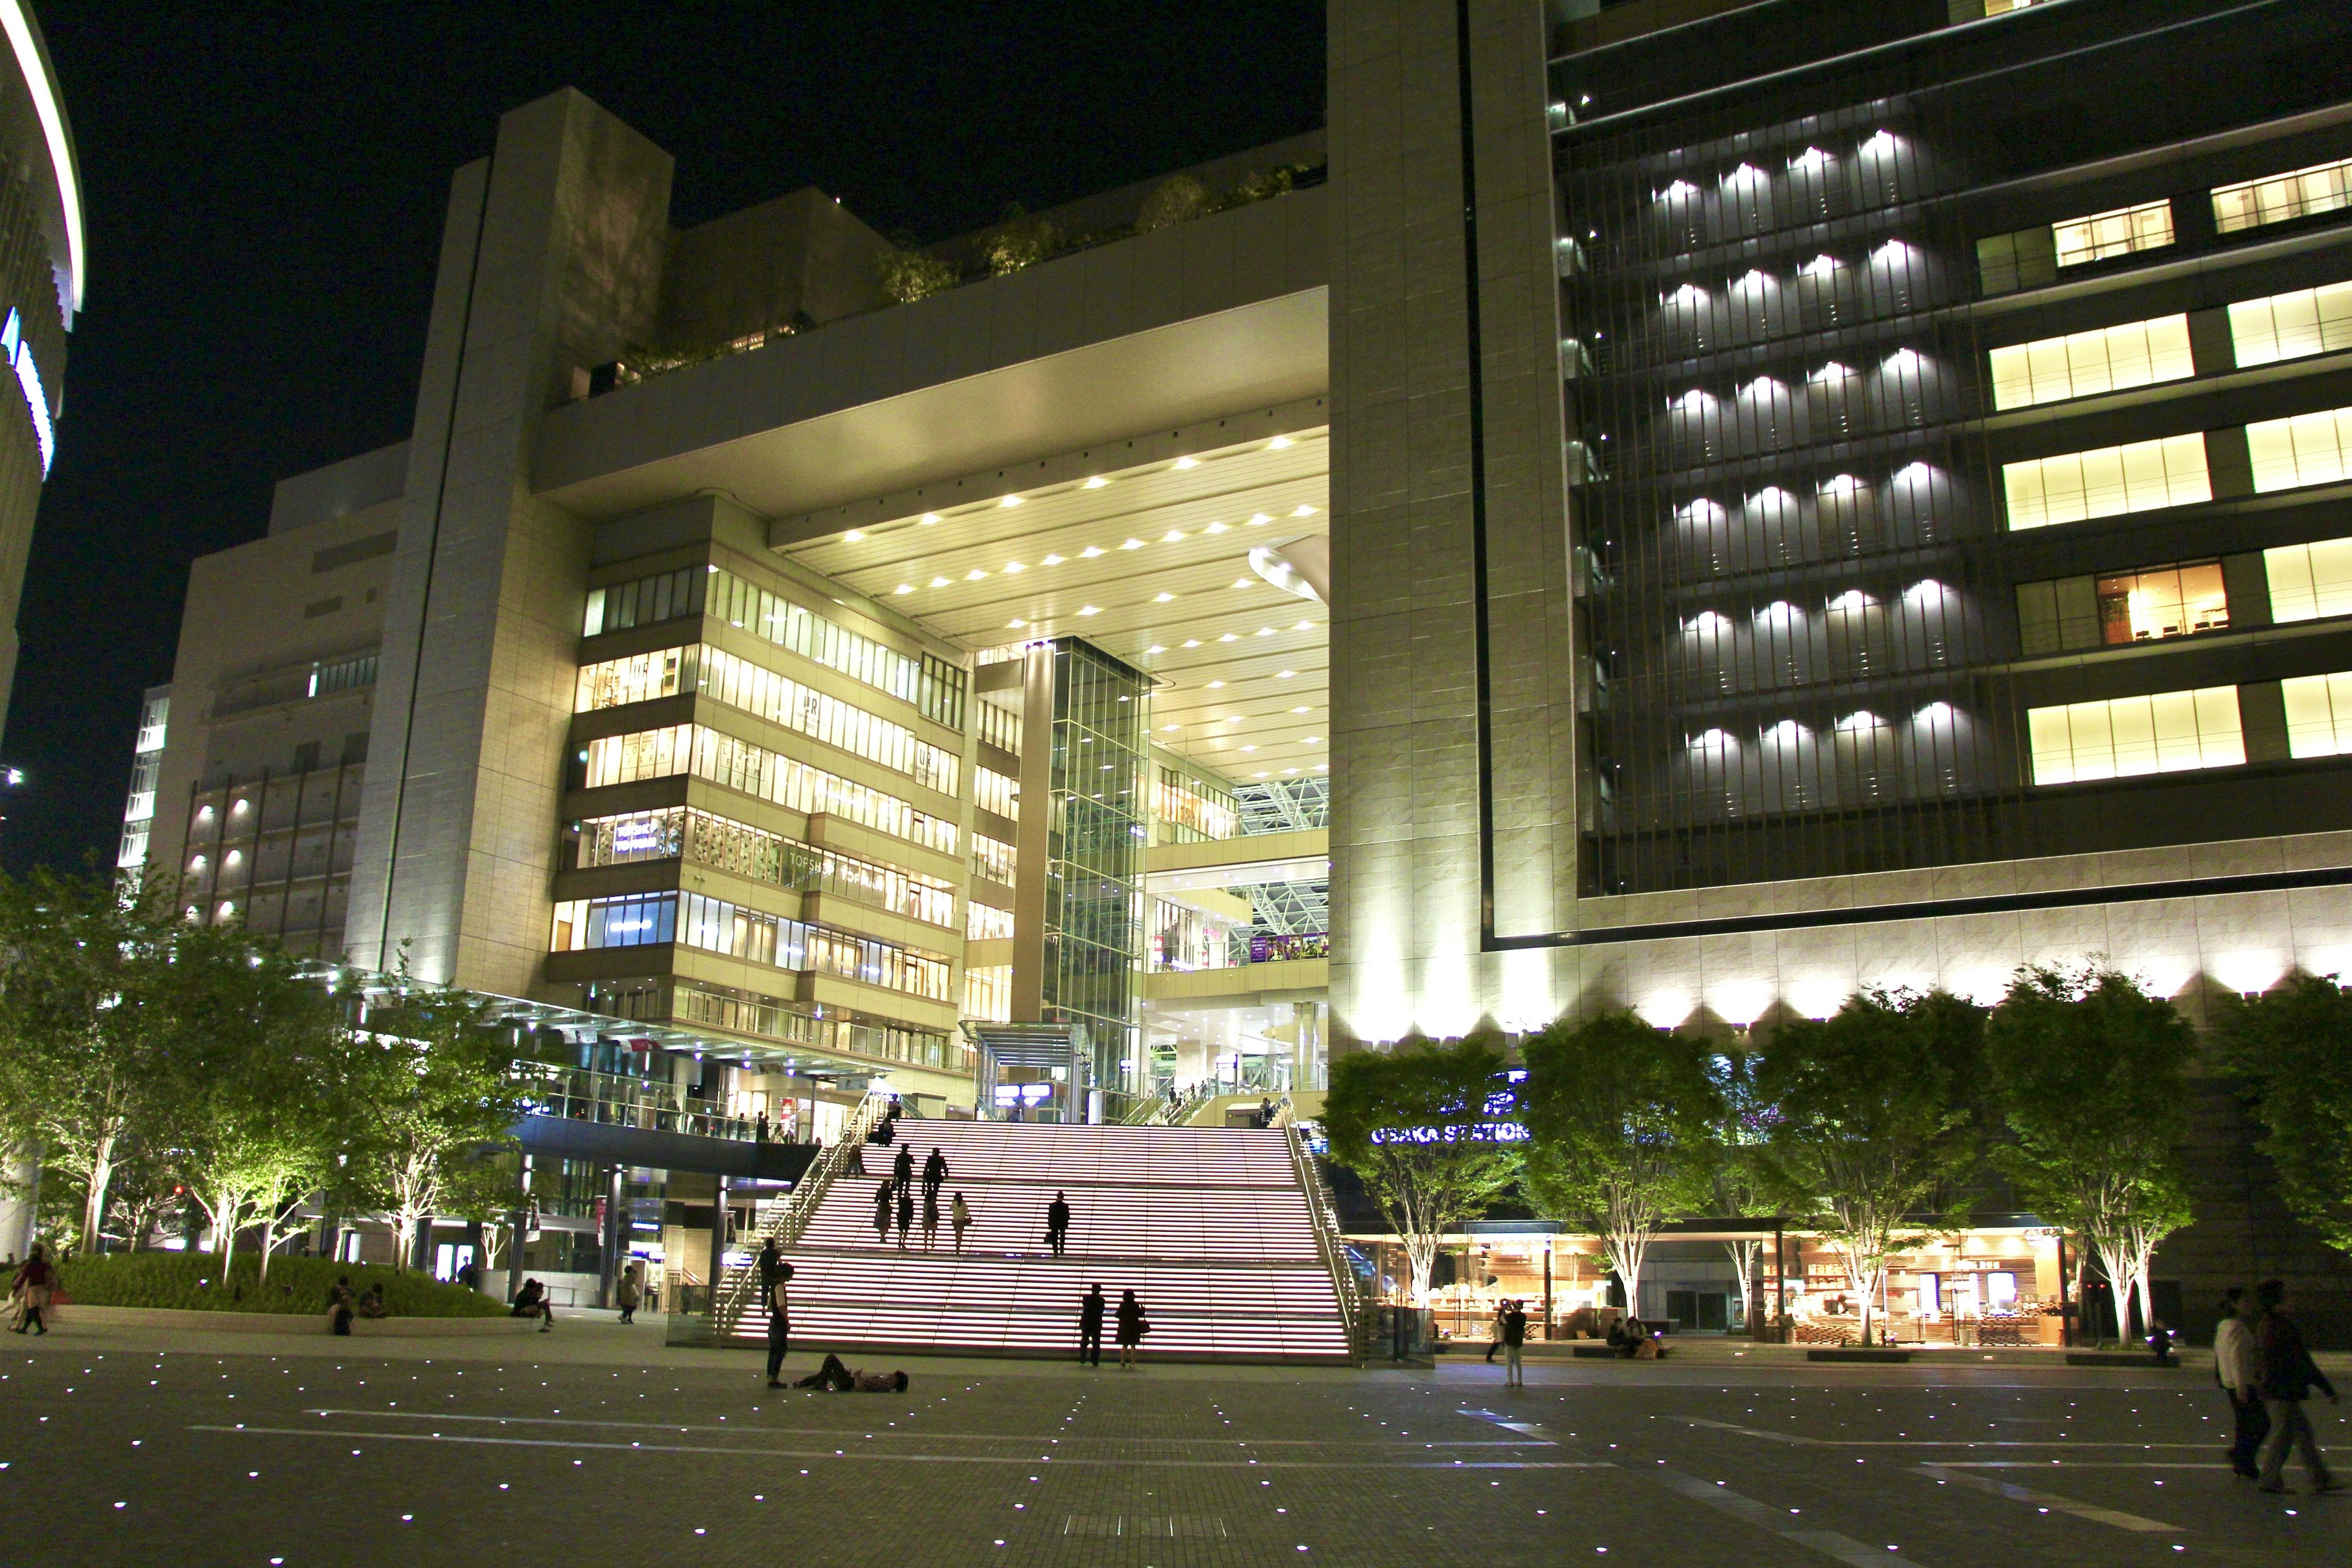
2027, 685, 2244, 785
2262, 535, 2352, 623
2212, 156, 2352, 234
2226, 281, 2352, 367
1986, 314, 2192, 410
2246, 404, 2352, 493
2281, 671, 2352, 758
2002, 434, 2211, 529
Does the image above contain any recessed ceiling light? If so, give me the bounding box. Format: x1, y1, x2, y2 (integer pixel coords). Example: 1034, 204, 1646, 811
1079, 546, 1105, 558
1277, 669, 1295, 677
1173, 456, 1197, 470
1153, 591, 1175, 602
1256, 627, 1275, 636
893, 584, 915, 595
930, 576, 951, 587
1292, 620, 1312, 630
1083, 477, 1108, 489
1008, 619, 1027, 629
1242, 744, 1257, 752
1160, 530, 1185, 543
1218, 633, 1238, 643
1292, 505, 1317, 518
1303, 736, 1320, 744
1204, 521, 1228, 533
1001, 562, 1025, 575
1120, 538, 1144, 551
1078, 605, 1101, 616
1145, 644, 1165, 654
1292, 706, 1310, 714
1182, 639, 1202, 648
1207, 680, 1225, 689
1232, 579, 1252, 590
1041, 552, 1064, 565
1268, 435, 1293, 450
1253, 771, 1268, 778
1248, 513, 1272, 526
920, 513, 941, 524
965, 568, 989, 581
843, 529, 865, 542
1283, 767, 1299, 775
1224, 715, 1243, 723
1312, 763, 1326, 771
999, 495, 1023, 508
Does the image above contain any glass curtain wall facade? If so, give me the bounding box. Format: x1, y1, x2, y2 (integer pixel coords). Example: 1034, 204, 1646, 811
1553, 0, 2352, 894
1041, 639, 1148, 1093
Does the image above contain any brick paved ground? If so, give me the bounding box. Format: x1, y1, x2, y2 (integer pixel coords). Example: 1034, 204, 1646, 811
6, 1321, 2350, 1567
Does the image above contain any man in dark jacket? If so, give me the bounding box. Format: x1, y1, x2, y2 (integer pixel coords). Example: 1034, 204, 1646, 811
763, 1257, 796, 1389
1500, 1299, 1529, 1388
1078, 1284, 1106, 1366
2255, 1278, 2340, 1494
1046, 1193, 1071, 1257
894, 1143, 915, 1189
922, 1147, 949, 1200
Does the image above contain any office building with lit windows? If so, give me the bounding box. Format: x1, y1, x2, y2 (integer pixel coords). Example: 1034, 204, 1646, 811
0, 0, 78, 758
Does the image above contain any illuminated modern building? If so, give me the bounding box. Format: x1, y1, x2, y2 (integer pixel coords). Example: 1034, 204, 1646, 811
0, 0, 79, 756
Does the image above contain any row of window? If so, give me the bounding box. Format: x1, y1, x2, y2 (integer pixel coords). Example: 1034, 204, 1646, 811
550, 891, 953, 1003
671, 979, 961, 1071
578, 806, 957, 929
2002, 402, 2352, 532
1153, 766, 1239, 843
1991, 280, 2352, 412
971, 833, 1016, 887
963, 963, 1012, 1024
584, 564, 968, 731
2027, 671, 2352, 786
966, 900, 1014, 941
576, 644, 960, 797
582, 725, 959, 856
974, 766, 1019, 820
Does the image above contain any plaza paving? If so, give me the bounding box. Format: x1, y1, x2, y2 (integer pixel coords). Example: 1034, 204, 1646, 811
5, 1320, 2350, 1567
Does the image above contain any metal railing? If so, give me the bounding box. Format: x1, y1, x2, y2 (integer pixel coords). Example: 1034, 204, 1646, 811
514, 1062, 757, 1142
1286, 1118, 1363, 1363
709, 1089, 894, 1338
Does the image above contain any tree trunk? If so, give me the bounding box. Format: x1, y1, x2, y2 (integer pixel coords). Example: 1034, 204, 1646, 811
81, 1127, 118, 1254
1724, 1241, 1754, 1329
1405, 1235, 1437, 1306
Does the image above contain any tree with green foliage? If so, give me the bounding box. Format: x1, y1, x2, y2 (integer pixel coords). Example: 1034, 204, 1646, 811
0, 867, 179, 1252
342, 984, 527, 1272
981, 205, 1060, 275
1519, 1011, 1722, 1317
149, 922, 362, 1283
878, 247, 958, 303
1707, 1049, 1781, 1328
1322, 1033, 1521, 1305
1986, 965, 2195, 1343
2215, 973, 2352, 1258
1754, 989, 1987, 1342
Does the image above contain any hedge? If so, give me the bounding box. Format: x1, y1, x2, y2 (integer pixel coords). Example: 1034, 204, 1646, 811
51, 1253, 508, 1317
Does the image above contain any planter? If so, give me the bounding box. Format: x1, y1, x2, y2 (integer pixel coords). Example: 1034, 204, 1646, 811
42, 1305, 537, 1337
2064, 1351, 2181, 1368
1808, 1348, 1912, 1363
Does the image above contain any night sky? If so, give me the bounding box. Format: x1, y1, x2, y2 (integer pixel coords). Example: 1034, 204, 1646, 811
2, 1, 1325, 875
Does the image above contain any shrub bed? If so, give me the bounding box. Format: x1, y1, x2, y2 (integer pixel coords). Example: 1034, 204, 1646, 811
53, 1253, 507, 1317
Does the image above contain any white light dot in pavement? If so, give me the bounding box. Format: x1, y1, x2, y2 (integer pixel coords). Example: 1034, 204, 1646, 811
113, 1502, 124, 1510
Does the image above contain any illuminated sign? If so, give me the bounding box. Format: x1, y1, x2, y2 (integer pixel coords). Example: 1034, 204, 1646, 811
612, 816, 667, 854
1369, 1121, 1528, 1145
0, 309, 50, 474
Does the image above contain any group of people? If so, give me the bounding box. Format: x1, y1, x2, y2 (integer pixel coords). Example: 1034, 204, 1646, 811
1076, 1283, 1151, 1368
753, 1239, 908, 1392
869, 1145, 972, 1252
2214, 1278, 2340, 1494
323, 1277, 392, 1333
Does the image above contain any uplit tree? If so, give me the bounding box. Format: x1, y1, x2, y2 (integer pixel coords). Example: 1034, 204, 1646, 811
2215, 973, 2352, 1257
1754, 989, 1986, 1342
341, 983, 527, 1272
1322, 1033, 1521, 1306
1518, 1011, 1721, 1319
1988, 965, 2195, 1341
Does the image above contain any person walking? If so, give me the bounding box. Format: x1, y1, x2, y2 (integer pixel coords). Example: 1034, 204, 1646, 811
872, 1180, 894, 1247
895, 1180, 915, 1251
1484, 1299, 1507, 1364
616, 1262, 643, 1325
1046, 1191, 1071, 1257
893, 1142, 914, 1191
758, 1238, 784, 1291
7, 1245, 52, 1336
1078, 1284, 1106, 1367
951, 1192, 972, 1253
1501, 1298, 1529, 1389
2214, 1287, 2267, 1478
755, 1110, 770, 1145
922, 1147, 949, 1202
2255, 1278, 2340, 1494
762, 1254, 796, 1388
921, 1186, 941, 1251
1115, 1288, 1148, 1368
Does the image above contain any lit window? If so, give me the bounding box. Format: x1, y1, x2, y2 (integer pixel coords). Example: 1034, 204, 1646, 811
2212, 155, 2352, 234
2282, 671, 2352, 758
1988, 314, 2193, 410
2027, 686, 2243, 785
2052, 200, 2174, 268
2228, 281, 2352, 367
2264, 536, 2352, 622
2094, 560, 2228, 643
2246, 404, 2352, 492
2002, 434, 2210, 529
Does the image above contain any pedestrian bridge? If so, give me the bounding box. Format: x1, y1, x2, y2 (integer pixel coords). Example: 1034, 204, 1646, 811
716, 1121, 1355, 1362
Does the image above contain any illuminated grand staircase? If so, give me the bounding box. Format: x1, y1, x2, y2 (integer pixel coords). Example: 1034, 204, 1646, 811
717, 1120, 1354, 1362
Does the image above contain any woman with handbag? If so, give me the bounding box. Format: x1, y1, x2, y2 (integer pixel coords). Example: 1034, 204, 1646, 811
10, 1244, 55, 1335
1115, 1287, 1148, 1368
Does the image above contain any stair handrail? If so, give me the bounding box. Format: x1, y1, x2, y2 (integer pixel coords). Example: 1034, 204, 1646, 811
712, 1088, 894, 1336
1284, 1118, 1363, 1362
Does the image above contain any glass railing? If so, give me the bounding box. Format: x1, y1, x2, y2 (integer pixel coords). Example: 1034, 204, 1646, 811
513, 1062, 757, 1142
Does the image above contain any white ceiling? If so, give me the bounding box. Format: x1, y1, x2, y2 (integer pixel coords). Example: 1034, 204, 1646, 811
785, 429, 1330, 787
